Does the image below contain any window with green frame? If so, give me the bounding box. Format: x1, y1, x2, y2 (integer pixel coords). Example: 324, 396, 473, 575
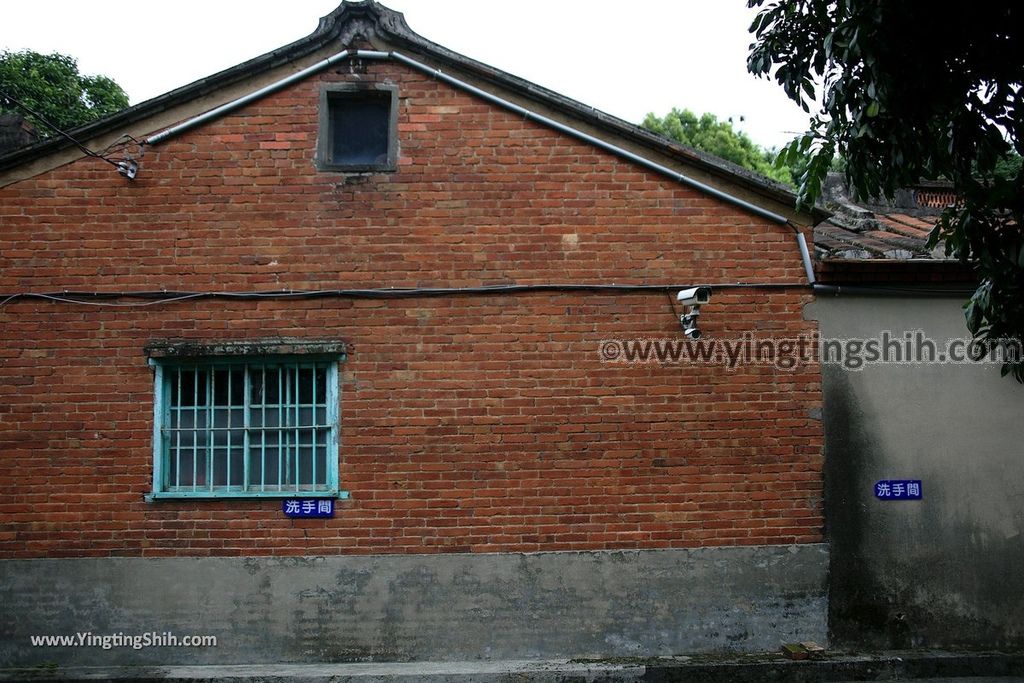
148, 356, 340, 499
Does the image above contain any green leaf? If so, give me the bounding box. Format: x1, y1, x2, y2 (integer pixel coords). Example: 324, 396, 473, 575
0, 49, 128, 134
641, 107, 799, 186
746, 0, 1024, 381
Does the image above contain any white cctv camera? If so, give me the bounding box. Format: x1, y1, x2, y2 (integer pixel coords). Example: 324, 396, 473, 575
677, 287, 711, 306
678, 287, 710, 338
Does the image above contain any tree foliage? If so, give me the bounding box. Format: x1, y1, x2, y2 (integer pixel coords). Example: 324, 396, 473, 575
642, 108, 797, 186
748, 0, 1024, 380
0, 50, 129, 135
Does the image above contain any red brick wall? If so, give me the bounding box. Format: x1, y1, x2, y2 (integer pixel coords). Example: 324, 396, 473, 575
0, 61, 822, 558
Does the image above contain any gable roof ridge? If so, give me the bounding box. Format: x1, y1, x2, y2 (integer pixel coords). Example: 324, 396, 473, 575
0, 0, 824, 224
315, 0, 413, 39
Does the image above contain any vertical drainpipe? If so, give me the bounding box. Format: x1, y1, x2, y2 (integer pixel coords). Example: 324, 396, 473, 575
796, 232, 816, 285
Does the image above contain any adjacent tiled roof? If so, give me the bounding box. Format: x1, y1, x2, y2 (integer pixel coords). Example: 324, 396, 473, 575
0, 114, 38, 155
814, 175, 952, 261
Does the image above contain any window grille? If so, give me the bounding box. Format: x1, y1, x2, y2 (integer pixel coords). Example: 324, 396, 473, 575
150, 358, 339, 499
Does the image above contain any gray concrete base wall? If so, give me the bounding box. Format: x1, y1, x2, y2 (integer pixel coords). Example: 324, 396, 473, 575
0, 544, 827, 667
808, 296, 1024, 649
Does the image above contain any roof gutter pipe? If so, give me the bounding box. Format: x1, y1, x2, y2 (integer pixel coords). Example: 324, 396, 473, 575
145, 50, 391, 146
813, 283, 975, 297
386, 52, 792, 227
146, 49, 793, 228
796, 232, 815, 285
145, 49, 815, 284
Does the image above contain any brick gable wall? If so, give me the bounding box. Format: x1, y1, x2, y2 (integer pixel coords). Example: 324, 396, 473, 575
0, 61, 822, 558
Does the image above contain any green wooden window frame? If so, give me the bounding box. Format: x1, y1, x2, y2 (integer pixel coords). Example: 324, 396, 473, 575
147, 356, 340, 500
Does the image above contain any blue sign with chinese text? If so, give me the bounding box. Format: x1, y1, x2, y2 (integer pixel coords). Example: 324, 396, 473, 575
283, 499, 335, 517
874, 480, 922, 500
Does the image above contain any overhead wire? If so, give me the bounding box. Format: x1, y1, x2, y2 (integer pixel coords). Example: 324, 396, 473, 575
0, 283, 813, 310
0, 88, 128, 170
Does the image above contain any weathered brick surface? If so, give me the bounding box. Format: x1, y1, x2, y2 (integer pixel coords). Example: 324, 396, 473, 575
0, 61, 822, 557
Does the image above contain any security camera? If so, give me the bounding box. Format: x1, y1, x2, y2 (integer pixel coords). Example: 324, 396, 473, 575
677, 287, 711, 306
678, 287, 709, 338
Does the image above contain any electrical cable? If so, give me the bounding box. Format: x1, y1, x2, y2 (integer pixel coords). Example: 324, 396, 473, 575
0, 282, 813, 309
0, 282, 974, 310
0, 88, 124, 170
97, 134, 145, 164
9, 292, 209, 308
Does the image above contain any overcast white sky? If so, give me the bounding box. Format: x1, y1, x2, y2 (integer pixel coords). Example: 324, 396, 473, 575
2, 0, 811, 150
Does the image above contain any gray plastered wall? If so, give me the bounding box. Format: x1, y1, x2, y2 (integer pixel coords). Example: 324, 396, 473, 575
0, 544, 827, 666
807, 295, 1024, 648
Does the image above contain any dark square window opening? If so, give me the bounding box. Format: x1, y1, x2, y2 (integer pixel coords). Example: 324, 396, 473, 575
319, 85, 398, 172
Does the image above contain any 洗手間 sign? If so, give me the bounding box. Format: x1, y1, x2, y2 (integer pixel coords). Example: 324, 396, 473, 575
282, 499, 335, 517
874, 480, 922, 500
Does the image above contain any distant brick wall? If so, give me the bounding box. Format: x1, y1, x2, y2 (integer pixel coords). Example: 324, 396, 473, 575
0, 61, 822, 558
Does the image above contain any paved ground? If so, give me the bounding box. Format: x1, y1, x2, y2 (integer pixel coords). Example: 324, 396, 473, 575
834, 680, 1024, 683
2, 651, 1022, 681
846, 679, 1024, 682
